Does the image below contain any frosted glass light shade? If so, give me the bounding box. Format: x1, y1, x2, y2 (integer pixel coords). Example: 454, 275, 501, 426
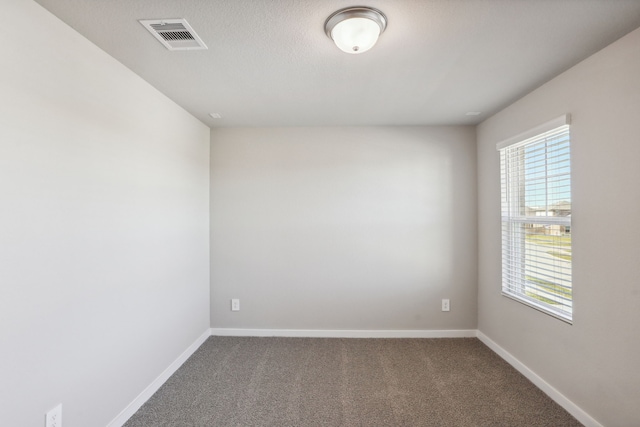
325, 7, 387, 55
331, 17, 381, 54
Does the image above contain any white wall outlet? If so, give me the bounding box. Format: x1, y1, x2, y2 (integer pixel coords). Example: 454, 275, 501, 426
442, 298, 450, 312
231, 298, 240, 311
46, 404, 62, 427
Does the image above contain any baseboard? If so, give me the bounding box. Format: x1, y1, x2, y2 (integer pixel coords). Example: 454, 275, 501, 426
107, 328, 212, 427
476, 331, 603, 427
210, 328, 477, 338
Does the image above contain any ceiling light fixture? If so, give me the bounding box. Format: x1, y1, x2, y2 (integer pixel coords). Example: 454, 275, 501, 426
325, 7, 387, 54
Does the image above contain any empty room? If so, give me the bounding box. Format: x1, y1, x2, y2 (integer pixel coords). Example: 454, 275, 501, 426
1, 1, 639, 426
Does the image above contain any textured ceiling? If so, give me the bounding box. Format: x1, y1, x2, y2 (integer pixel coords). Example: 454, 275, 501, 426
34, 0, 640, 128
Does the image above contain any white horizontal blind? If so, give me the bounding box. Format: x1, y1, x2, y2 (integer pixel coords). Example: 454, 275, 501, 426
499, 122, 572, 322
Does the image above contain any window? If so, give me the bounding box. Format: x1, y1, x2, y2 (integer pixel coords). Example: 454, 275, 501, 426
497, 115, 572, 322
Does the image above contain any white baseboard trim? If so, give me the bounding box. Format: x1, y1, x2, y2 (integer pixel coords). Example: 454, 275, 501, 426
476, 331, 603, 427
210, 328, 478, 338
107, 328, 212, 427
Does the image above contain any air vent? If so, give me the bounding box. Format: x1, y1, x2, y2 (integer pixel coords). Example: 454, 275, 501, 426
139, 19, 207, 51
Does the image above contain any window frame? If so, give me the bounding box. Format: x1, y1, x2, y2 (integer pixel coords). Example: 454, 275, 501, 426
496, 114, 573, 323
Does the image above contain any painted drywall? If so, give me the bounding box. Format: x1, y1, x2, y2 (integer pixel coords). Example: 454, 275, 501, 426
477, 27, 640, 426
0, 2, 210, 427
210, 126, 477, 330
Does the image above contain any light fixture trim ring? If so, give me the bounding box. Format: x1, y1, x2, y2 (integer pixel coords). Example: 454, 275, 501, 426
324, 6, 387, 40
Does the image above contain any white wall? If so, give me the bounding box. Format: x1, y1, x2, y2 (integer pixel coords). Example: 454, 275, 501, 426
477, 27, 640, 426
210, 126, 477, 331
0, 2, 210, 427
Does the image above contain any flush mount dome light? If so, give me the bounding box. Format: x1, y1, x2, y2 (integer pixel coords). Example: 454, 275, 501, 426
325, 7, 387, 54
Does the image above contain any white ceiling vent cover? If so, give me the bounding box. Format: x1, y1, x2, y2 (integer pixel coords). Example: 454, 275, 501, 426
139, 19, 207, 51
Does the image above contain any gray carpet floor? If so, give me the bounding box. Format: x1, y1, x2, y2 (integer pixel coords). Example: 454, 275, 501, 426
124, 337, 583, 427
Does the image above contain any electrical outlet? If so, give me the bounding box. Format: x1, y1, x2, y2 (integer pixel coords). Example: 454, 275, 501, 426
46, 404, 62, 427
231, 299, 240, 311
442, 299, 450, 312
